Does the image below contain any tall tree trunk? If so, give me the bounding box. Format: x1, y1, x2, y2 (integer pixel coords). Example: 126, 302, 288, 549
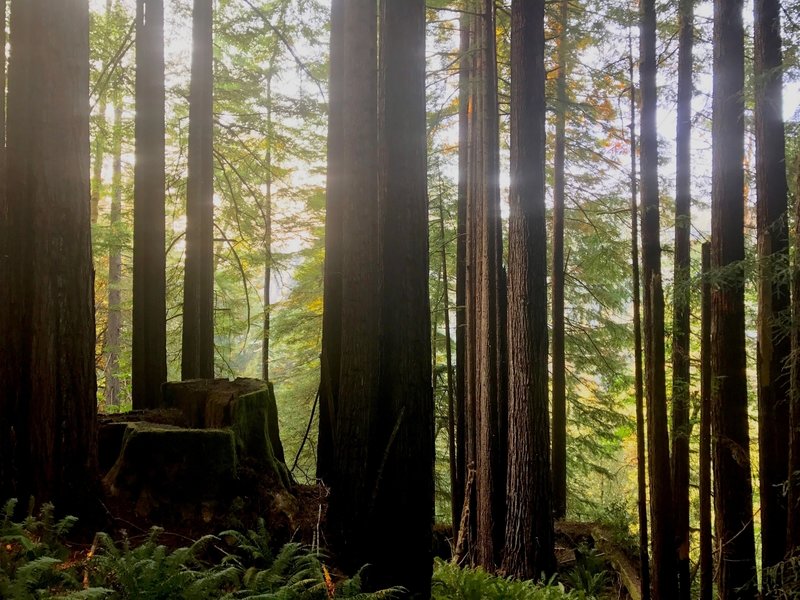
132, 0, 167, 409
502, 0, 555, 579
328, 0, 380, 576
711, 0, 758, 594
316, 0, 344, 484
0, 0, 97, 513
453, 4, 469, 542
471, 0, 506, 569
261, 73, 273, 383
789, 156, 800, 556
699, 242, 713, 600
0, 0, 5, 338
628, 37, 651, 600
182, 0, 215, 380
639, 0, 676, 595
671, 0, 693, 597
105, 94, 124, 407
551, 0, 569, 521
754, 0, 790, 576
373, 3, 433, 593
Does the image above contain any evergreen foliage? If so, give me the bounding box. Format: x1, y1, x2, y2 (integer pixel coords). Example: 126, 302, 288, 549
431, 558, 601, 599
0, 502, 402, 599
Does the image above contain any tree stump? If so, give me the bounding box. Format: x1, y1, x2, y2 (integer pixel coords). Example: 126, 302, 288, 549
101, 378, 291, 522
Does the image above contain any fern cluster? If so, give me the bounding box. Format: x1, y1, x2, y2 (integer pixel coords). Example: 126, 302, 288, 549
763, 553, 800, 600
0, 500, 401, 599
431, 558, 604, 600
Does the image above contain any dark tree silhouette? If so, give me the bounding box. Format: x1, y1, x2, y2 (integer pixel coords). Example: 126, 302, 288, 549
182, 0, 215, 380
133, 0, 167, 408
639, 0, 676, 594
671, 0, 693, 596
699, 242, 713, 600
502, 0, 555, 579
711, 0, 758, 594
316, 0, 344, 484
373, 3, 434, 594
754, 0, 791, 575
0, 0, 97, 512
551, 0, 569, 521
327, 0, 380, 575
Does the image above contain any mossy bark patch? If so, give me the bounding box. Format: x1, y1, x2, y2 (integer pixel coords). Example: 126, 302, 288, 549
103, 422, 237, 520
161, 378, 290, 486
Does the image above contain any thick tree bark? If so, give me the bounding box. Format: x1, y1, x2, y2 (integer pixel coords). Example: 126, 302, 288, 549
502, 0, 555, 579
316, 0, 344, 484
472, 0, 506, 569
551, 0, 568, 521
671, 0, 693, 597
790, 156, 800, 555
754, 0, 790, 576
105, 95, 124, 407
628, 40, 651, 600
699, 242, 713, 600
0, 0, 97, 512
639, 0, 676, 595
711, 0, 758, 594
373, 3, 434, 593
327, 0, 380, 576
132, 0, 167, 409
182, 0, 215, 380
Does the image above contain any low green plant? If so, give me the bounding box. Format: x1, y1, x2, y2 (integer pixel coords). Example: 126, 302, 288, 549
560, 545, 610, 597
763, 553, 800, 600
1, 500, 402, 599
431, 558, 594, 600
1, 498, 112, 599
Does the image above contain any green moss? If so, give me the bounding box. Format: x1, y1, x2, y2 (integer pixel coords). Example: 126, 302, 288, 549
103, 423, 237, 517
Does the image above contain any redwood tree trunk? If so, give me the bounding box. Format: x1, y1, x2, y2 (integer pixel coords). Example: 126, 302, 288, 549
671, 0, 693, 597
711, 0, 758, 594
182, 0, 215, 380
639, 0, 676, 594
790, 156, 800, 556
502, 0, 555, 579
699, 242, 713, 600
551, 0, 569, 521
327, 0, 380, 576
0, 0, 97, 512
132, 0, 167, 409
316, 0, 344, 484
473, 0, 506, 569
373, 3, 434, 593
754, 0, 790, 576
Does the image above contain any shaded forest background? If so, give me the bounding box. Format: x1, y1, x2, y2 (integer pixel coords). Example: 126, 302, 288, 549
85, 0, 800, 525
0, 0, 788, 596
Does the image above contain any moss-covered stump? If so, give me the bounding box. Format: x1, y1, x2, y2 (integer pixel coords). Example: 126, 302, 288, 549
161, 378, 290, 487
103, 422, 237, 521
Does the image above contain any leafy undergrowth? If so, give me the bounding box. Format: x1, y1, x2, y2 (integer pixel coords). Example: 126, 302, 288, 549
432, 557, 605, 600
1, 499, 401, 599
3, 499, 617, 600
